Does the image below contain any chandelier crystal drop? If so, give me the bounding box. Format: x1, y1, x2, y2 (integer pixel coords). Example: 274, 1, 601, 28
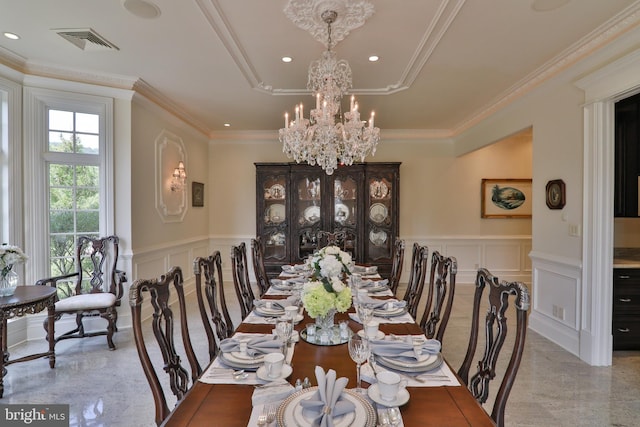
279, 9, 380, 175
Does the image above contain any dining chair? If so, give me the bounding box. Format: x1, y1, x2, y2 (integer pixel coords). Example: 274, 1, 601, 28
388, 238, 405, 295
129, 266, 201, 426
36, 235, 127, 350
418, 251, 457, 345
457, 268, 530, 427
251, 237, 270, 297
231, 242, 256, 319
194, 251, 234, 360
401, 243, 429, 318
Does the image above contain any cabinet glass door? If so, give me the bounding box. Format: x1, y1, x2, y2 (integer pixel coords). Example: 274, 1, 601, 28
332, 173, 359, 260
261, 174, 288, 263
367, 176, 393, 261
293, 173, 322, 261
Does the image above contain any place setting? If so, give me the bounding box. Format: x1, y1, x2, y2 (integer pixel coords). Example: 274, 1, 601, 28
245, 298, 304, 325
362, 335, 460, 387
201, 332, 295, 385
274, 366, 377, 427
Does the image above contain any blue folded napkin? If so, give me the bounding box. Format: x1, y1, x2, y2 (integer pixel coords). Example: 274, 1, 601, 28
369, 336, 441, 362
254, 295, 299, 310
219, 336, 282, 357
299, 366, 355, 427
359, 278, 389, 289
357, 295, 406, 310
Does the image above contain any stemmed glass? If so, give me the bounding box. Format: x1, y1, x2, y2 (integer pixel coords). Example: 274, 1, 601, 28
356, 303, 374, 326
348, 334, 370, 394
275, 319, 293, 356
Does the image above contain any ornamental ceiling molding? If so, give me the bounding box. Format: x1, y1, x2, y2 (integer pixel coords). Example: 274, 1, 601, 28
283, 0, 375, 48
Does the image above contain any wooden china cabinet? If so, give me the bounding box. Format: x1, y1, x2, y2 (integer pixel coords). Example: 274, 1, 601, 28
255, 162, 400, 279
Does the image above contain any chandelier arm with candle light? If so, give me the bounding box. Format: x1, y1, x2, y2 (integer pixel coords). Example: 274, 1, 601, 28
279, 9, 380, 175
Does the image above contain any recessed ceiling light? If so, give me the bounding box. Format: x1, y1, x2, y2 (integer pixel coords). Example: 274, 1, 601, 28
3, 32, 20, 40
368, 55, 379, 62
531, 0, 570, 12
122, 0, 161, 19
224, 123, 231, 127
282, 57, 293, 63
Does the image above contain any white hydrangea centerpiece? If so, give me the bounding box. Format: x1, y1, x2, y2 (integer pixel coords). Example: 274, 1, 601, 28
301, 245, 353, 318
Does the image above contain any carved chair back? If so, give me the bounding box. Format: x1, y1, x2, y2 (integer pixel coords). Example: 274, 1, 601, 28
457, 268, 530, 427
194, 251, 234, 360
388, 238, 405, 295
129, 266, 201, 426
402, 243, 429, 318
231, 242, 255, 319
419, 251, 457, 345
251, 237, 270, 297
35, 235, 127, 350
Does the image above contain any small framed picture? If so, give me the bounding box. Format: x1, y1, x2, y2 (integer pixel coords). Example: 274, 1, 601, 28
481, 179, 532, 218
192, 182, 204, 207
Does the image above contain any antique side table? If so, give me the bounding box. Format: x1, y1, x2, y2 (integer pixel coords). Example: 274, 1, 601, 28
0, 285, 56, 397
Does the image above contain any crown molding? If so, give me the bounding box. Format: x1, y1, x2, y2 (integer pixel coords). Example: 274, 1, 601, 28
452, 2, 640, 135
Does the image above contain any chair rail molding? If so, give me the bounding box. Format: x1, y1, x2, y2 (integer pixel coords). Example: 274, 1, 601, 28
155, 129, 187, 222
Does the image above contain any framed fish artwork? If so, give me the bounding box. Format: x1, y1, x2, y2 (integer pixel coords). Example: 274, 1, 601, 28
481, 179, 532, 218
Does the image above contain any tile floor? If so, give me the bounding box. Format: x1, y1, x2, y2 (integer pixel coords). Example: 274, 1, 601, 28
2, 283, 640, 426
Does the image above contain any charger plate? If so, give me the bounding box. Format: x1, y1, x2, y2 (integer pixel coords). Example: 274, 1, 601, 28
276, 387, 376, 427
377, 352, 444, 373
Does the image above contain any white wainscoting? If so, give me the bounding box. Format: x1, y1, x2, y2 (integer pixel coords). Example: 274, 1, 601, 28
12, 235, 531, 348
528, 250, 582, 357
11, 237, 211, 348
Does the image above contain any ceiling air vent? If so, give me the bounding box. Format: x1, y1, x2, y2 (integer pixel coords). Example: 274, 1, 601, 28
54, 28, 119, 51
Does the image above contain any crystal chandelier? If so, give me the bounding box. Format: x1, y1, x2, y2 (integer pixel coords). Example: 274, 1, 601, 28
279, 10, 380, 175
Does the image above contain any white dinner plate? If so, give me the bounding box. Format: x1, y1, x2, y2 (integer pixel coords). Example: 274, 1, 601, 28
357, 329, 385, 340
369, 203, 388, 223
377, 352, 444, 373
266, 204, 286, 223
373, 306, 407, 317
218, 352, 263, 369
335, 203, 350, 222
254, 306, 285, 317
362, 282, 389, 293
276, 387, 376, 427
230, 351, 264, 362
369, 230, 388, 246
303, 206, 321, 224
256, 364, 293, 381
367, 384, 410, 407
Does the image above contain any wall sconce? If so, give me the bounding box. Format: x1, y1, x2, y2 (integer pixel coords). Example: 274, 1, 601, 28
170, 161, 187, 192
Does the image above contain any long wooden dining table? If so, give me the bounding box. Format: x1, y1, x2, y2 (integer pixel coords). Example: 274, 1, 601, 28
160, 292, 495, 426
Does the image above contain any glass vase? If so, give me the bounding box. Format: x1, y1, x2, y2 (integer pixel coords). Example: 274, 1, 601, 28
315, 308, 336, 337
0, 269, 18, 297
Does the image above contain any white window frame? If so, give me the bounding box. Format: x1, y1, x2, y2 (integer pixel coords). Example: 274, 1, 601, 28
0, 75, 22, 251
23, 87, 114, 286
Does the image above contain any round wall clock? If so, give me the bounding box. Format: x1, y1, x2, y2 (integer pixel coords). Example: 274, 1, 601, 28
545, 179, 566, 209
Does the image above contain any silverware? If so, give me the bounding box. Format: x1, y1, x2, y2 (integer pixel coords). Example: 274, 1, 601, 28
387, 408, 401, 426
265, 404, 277, 425
257, 405, 269, 426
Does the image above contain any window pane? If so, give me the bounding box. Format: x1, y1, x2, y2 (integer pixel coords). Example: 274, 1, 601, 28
49, 164, 74, 186
76, 189, 99, 210
50, 235, 75, 259
76, 113, 99, 133
77, 134, 99, 154
49, 109, 73, 131
50, 211, 74, 233
49, 132, 74, 152
76, 165, 99, 187
76, 211, 99, 232
50, 188, 74, 210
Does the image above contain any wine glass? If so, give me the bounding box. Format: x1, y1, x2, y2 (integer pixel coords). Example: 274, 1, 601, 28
275, 319, 293, 356
348, 334, 370, 394
356, 303, 374, 326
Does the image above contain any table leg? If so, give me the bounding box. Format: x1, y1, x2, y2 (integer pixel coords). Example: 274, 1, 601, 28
47, 303, 55, 369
